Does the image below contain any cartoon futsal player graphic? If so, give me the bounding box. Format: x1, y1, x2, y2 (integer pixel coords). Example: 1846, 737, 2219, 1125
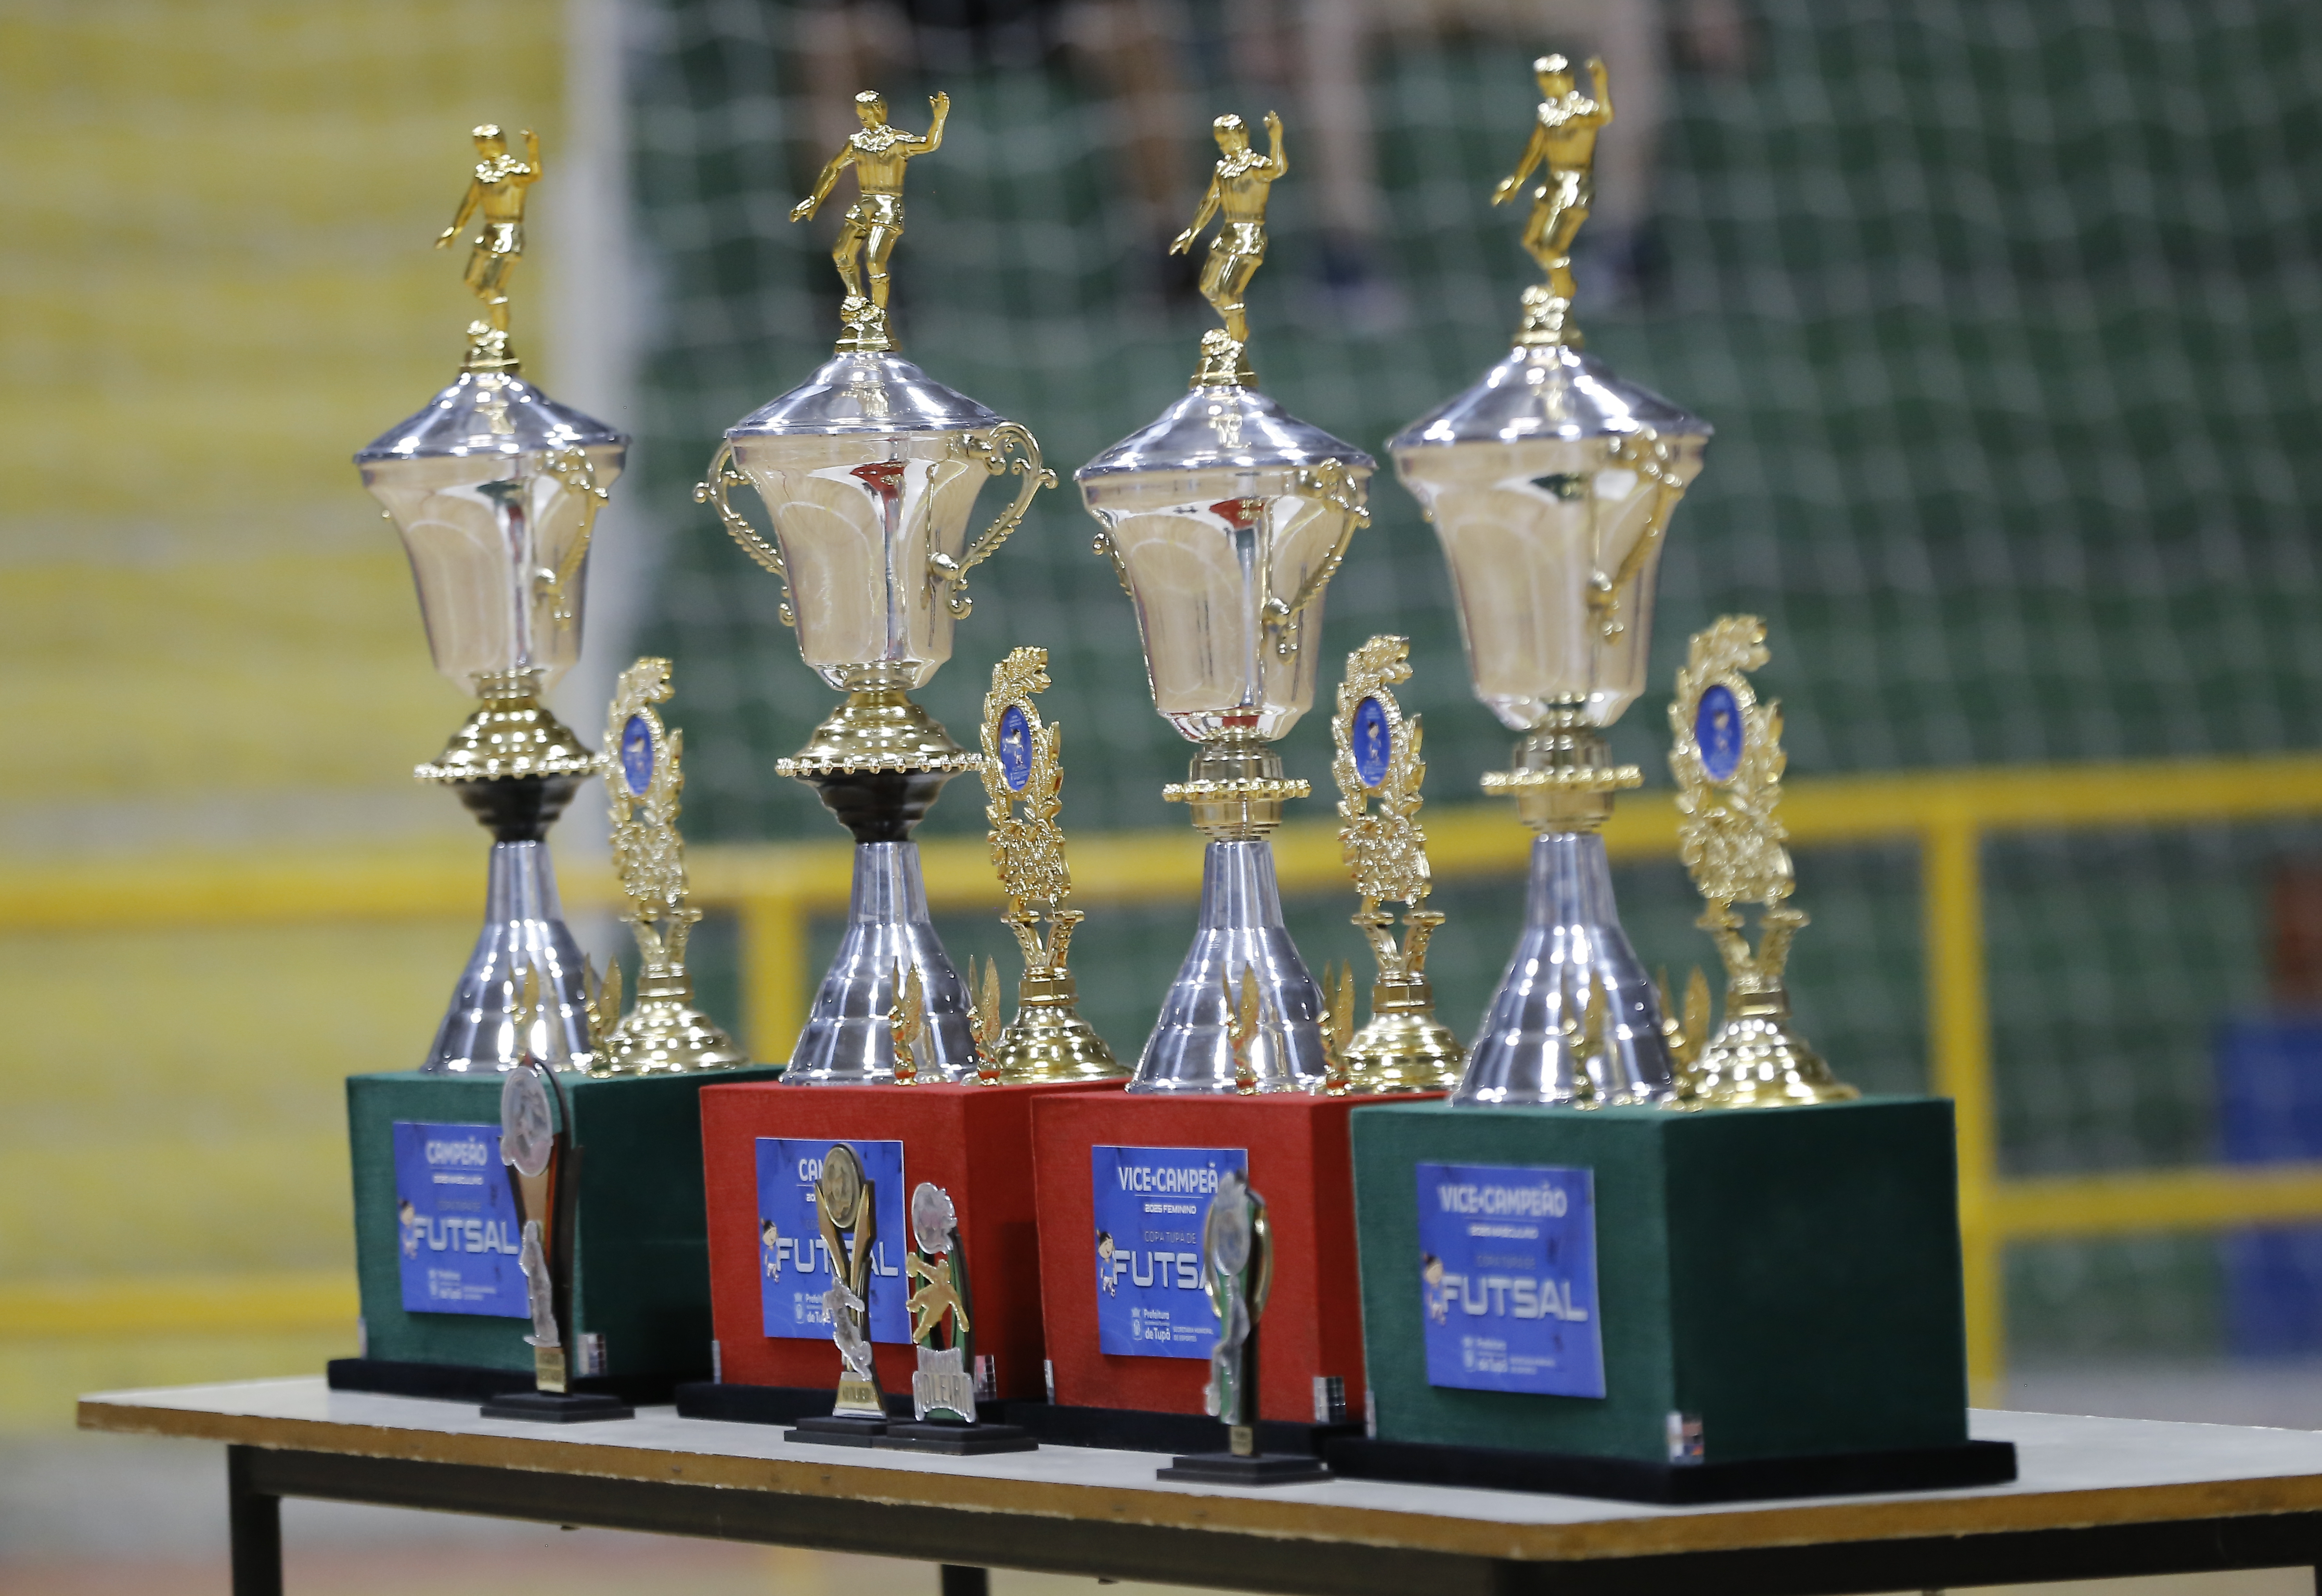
399, 1198, 421, 1258
761, 1219, 782, 1279
1096, 1230, 1118, 1296
1422, 1253, 1449, 1325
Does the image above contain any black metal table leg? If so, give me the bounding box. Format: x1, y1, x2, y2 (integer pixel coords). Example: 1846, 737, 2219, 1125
940, 1565, 990, 1596
227, 1445, 284, 1596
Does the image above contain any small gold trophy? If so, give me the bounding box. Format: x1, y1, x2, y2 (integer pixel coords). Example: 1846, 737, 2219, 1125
817, 1145, 887, 1419
1330, 637, 1464, 1092
1667, 617, 1858, 1107
978, 648, 1125, 1081
593, 658, 748, 1075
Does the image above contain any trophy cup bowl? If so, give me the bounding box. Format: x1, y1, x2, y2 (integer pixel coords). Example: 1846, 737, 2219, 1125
359, 368, 626, 1072
1390, 341, 1708, 1107
1078, 384, 1373, 1093
702, 350, 1051, 1084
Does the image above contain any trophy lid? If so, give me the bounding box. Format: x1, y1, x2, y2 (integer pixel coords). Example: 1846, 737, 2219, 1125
725, 351, 1006, 439
1389, 343, 1711, 453
355, 371, 627, 465
1076, 385, 1375, 480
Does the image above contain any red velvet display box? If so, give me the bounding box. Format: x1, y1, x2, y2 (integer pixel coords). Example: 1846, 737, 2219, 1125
1032, 1092, 1430, 1426
701, 1081, 1119, 1403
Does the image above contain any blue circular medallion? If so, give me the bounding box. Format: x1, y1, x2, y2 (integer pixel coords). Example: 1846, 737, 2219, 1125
1352, 696, 1392, 789
619, 714, 655, 797
1696, 684, 1744, 785
997, 706, 1033, 792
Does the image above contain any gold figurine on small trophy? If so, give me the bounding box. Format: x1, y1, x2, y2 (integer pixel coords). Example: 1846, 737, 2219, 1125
1668, 617, 1858, 1107
792, 89, 950, 353
1170, 109, 1287, 385
1492, 55, 1612, 349
978, 648, 1126, 1081
1330, 637, 1464, 1091
593, 658, 748, 1075
437, 124, 542, 371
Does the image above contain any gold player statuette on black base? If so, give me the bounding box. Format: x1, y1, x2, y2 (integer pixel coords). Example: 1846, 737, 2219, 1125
593, 658, 748, 1075
1331, 636, 1464, 1092
1667, 617, 1858, 1107
781, 1144, 891, 1441
979, 648, 1125, 1082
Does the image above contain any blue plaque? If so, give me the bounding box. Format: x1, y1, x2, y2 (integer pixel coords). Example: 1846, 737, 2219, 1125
997, 705, 1033, 792
1352, 696, 1391, 789
391, 1120, 527, 1317
755, 1137, 910, 1343
1414, 1161, 1604, 1398
1091, 1144, 1247, 1358
1696, 684, 1743, 785
619, 713, 655, 797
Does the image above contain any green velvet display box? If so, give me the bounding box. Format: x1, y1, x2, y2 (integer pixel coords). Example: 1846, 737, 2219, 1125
339, 1068, 779, 1402
1341, 1096, 2013, 1503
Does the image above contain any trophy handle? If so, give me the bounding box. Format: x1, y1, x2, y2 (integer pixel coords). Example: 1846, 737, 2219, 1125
1587, 429, 1686, 642
537, 447, 610, 623
694, 440, 797, 627
1261, 460, 1370, 659
937, 423, 1055, 620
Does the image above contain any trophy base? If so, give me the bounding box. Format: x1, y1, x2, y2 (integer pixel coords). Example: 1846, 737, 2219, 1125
1324, 1435, 2016, 1506
1690, 996, 1860, 1107
594, 970, 750, 1076
674, 1382, 909, 1425
1351, 1098, 1973, 1469
996, 995, 1127, 1083
1031, 1092, 1395, 1423
1005, 1402, 1355, 1458
1155, 1450, 1329, 1486
876, 1421, 1038, 1455
478, 1389, 636, 1424
1342, 1004, 1466, 1094
785, 1414, 892, 1447
329, 1357, 675, 1407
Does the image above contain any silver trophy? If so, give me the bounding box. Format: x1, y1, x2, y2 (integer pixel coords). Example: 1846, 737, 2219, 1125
697, 92, 1051, 1084
1388, 59, 1708, 1106
1075, 109, 1371, 1094
357, 132, 623, 1074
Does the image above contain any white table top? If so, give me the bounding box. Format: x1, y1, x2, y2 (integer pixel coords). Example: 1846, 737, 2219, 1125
78, 1377, 2322, 1564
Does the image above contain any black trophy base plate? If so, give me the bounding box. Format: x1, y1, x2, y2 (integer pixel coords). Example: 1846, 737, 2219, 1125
1323, 1434, 2018, 1506
478, 1390, 636, 1424
876, 1422, 1038, 1455
1006, 1401, 1359, 1459
675, 1382, 917, 1426
1157, 1450, 1331, 1486
330, 1358, 674, 1408
784, 1414, 894, 1448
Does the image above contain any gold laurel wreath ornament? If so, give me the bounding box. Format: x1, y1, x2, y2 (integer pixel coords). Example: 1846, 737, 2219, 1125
1667, 618, 1857, 1107
1329, 636, 1464, 1091
976, 647, 1126, 1082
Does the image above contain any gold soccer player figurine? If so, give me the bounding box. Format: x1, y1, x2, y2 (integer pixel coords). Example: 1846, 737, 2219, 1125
1669, 617, 1858, 1107
1491, 55, 1612, 347
437, 124, 542, 366
1170, 110, 1287, 384
792, 90, 951, 352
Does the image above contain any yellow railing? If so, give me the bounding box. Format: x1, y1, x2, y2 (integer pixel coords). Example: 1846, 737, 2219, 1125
13, 752, 2322, 1392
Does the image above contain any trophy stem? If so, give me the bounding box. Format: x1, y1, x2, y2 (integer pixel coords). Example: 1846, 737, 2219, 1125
426, 837, 594, 1073
1131, 840, 1327, 1094
788, 842, 976, 1084
1454, 832, 1675, 1107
